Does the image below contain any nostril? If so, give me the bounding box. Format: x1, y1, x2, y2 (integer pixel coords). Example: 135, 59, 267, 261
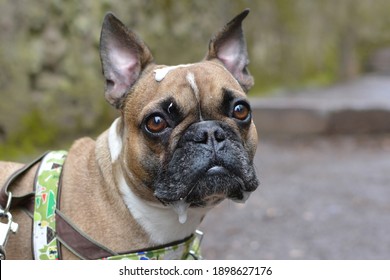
214, 128, 226, 142
193, 130, 209, 143
193, 128, 226, 144
184, 121, 227, 146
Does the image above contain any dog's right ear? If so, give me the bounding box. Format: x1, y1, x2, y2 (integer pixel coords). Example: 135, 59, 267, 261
100, 13, 154, 109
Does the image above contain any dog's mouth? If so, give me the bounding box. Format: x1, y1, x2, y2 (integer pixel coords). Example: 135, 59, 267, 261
155, 163, 255, 198
154, 162, 258, 224
206, 165, 229, 176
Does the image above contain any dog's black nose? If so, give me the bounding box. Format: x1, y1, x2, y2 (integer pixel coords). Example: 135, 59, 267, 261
184, 121, 226, 150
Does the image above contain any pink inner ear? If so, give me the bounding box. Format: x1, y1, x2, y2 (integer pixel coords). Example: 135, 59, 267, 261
109, 47, 138, 82
104, 45, 141, 105
217, 39, 241, 73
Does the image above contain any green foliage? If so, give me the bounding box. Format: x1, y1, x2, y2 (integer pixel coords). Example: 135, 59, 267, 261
0, 109, 60, 159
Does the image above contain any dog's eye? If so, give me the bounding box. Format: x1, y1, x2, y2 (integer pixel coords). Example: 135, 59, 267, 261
232, 102, 250, 121
145, 115, 168, 133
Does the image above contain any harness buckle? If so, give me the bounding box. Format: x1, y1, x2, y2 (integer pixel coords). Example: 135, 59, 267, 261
188, 230, 204, 260
0, 192, 19, 260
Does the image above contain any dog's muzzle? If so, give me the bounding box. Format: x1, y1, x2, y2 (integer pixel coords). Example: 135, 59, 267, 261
153, 120, 259, 208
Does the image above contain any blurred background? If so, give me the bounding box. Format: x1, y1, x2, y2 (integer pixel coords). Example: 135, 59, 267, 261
1, 0, 390, 157
1, 0, 390, 259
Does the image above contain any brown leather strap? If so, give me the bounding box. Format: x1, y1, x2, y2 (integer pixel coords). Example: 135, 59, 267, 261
56, 209, 117, 259
55, 208, 196, 260
0, 152, 48, 210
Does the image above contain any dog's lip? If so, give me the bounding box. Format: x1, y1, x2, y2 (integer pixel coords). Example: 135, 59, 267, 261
154, 164, 257, 206
206, 165, 229, 175
230, 190, 252, 204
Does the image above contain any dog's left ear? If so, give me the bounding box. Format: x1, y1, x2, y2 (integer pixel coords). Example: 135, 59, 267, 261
206, 9, 254, 93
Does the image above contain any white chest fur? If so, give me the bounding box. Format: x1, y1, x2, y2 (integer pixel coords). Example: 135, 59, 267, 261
118, 174, 208, 245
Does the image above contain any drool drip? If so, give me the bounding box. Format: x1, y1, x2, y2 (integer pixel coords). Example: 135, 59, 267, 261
171, 200, 190, 224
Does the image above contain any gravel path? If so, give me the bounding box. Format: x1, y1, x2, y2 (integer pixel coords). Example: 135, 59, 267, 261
200, 135, 390, 259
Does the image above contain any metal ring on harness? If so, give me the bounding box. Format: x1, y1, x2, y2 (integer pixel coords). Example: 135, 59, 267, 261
2, 191, 12, 214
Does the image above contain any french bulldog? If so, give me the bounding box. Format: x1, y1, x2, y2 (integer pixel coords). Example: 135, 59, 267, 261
0, 9, 259, 259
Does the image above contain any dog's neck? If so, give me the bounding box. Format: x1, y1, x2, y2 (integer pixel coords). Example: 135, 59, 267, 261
104, 118, 208, 245
117, 173, 208, 244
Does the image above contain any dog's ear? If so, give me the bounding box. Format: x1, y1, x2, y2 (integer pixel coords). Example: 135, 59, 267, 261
100, 13, 154, 109
206, 9, 253, 93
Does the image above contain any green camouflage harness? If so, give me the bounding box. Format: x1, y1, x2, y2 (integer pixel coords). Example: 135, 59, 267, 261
33, 150, 66, 260
32, 151, 202, 260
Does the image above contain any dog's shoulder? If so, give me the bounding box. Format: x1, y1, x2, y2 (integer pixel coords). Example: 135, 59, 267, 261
67, 137, 96, 157
0, 161, 24, 188
69, 137, 96, 153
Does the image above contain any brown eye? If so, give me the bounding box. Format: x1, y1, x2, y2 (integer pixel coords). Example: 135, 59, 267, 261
232, 103, 250, 121
145, 115, 168, 133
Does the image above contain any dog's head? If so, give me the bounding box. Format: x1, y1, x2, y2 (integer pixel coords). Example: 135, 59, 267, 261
100, 10, 259, 217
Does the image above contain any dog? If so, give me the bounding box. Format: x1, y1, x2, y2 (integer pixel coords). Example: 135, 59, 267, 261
0, 9, 259, 259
